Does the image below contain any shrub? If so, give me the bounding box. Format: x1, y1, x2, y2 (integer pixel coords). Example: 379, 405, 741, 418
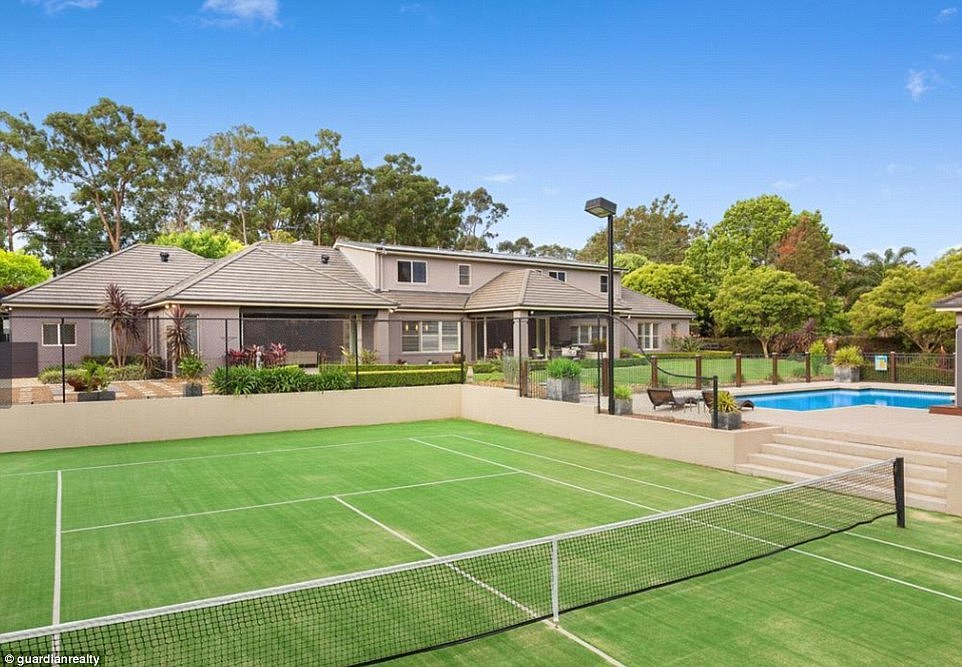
613, 385, 632, 400
209, 366, 259, 395
547, 357, 581, 379
470, 361, 496, 374
304, 367, 352, 391
832, 345, 864, 368
178, 355, 206, 382
619, 347, 634, 359
716, 391, 740, 413
357, 368, 462, 388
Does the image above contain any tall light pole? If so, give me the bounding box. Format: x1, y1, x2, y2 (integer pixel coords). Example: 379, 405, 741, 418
584, 197, 617, 415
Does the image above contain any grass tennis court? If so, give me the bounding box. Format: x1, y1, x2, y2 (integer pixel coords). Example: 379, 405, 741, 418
2, 419, 960, 665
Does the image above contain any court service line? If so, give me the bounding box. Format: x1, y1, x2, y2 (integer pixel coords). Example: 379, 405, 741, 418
62, 471, 519, 534
449, 434, 962, 566
413, 437, 962, 605
0, 434, 459, 478
333, 496, 627, 667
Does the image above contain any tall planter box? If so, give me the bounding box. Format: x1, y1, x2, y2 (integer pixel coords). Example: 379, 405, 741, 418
547, 377, 581, 403
833, 366, 860, 383
613, 398, 633, 416
715, 411, 742, 430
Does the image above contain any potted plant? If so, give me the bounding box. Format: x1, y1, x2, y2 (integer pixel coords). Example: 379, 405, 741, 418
179, 355, 206, 397
613, 384, 633, 415
832, 345, 863, 383
546, 357, 582, 403
714, 390, 742, 430
76, 360, 115, 402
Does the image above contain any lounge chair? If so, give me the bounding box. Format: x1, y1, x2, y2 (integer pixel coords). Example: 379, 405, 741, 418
647, 388, 693, 410
701, 390, 754, 411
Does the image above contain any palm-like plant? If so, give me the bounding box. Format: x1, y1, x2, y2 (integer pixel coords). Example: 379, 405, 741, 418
861, 246, 918, 284
165, 304, 194, 371
97, 283, 142, 366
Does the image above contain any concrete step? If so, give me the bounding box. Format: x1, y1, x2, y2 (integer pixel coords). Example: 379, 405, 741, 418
773, 432, 962, 469
734, 463, 946, 513
743, 453, 946, 498
758, 443, 946, 482
780, 426, 962, 458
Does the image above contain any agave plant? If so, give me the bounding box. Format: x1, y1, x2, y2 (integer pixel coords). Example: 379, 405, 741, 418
97, 283, 143, 367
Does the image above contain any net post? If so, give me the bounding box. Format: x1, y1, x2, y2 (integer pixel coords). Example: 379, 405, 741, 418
894, 457, 906, 528
550, 538, 560, 625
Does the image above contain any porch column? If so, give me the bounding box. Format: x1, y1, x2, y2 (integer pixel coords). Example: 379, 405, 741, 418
512, 310, 529, 358
373, 310, 392, 364
461, 315, 474, 361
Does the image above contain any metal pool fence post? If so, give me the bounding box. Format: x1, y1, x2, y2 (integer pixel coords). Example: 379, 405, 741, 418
711, 375, 719, 429
60, 317, 66, 404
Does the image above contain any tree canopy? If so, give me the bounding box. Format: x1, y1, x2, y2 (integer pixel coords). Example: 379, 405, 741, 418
0, 249, 51, 293
152, 229, 244, 259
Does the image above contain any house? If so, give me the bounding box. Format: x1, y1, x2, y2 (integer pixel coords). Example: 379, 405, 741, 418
932, 291, 962, 410
0, 240, 696, 376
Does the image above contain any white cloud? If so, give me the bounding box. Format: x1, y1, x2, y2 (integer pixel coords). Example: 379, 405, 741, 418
541, 186, 560, 196
934, 52, 955, 61
23, 0, 100, 12
906, 69, 938, 101
772, 179, 800, 191
201, 0, 280, 26
937, 7, 958, 22
484, 173, 517, 184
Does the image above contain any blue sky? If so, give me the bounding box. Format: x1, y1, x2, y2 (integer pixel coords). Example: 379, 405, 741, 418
3, 0, 961, 264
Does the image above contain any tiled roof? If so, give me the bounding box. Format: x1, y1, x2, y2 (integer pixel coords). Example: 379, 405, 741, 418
465, 269, 620, 313
932, 291, 962, 311
620, 288, 696, 318
1, 245, 212, 308
142, 245, 396, 309
251, 242, 373, 288
381, 291, 470, 311
335, 239, 622, 272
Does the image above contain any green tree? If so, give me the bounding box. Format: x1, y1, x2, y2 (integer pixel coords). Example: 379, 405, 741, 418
452, 187, 507, 251
131, 141, 204, 235
355, 153, 461, 247
861, 246, 918, 284
622, 262, 710, 325
152, 229, 244, 259
579, 194, 703, 263
0, 111, 48, 251
712, 266, 822, 357
497, 236, 534, 255
0, 249, 51, 293
846, 266, 924, 338
195, 125, 275, 244
530, 244, 577, 260
613, 253, 648, 272
23, 198, 106, 274
41, 98, 171, 252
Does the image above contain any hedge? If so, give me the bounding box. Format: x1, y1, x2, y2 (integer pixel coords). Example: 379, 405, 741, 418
356, 368, 463, 388
209, 365, 352, 395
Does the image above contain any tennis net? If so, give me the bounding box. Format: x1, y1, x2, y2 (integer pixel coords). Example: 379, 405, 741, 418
0, 458, 904, 666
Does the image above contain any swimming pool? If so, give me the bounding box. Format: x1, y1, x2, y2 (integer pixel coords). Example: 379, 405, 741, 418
740, 388, 955, 411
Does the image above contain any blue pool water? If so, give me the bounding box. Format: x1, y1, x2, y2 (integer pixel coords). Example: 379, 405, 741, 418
740, 388, 954, 411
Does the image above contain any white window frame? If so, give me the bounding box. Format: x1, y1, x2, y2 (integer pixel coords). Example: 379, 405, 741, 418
458, 264, 471, 287
397, 259, 427, 284
574, 324, 607, 346
401, 320, 461, 353
639, 322, 660, 350
42, 322, 77, 347
548, 270, 566, 282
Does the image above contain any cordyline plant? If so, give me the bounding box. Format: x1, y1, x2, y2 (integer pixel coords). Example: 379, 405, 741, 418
165, 304, 194, 371
97, 283, 143, 367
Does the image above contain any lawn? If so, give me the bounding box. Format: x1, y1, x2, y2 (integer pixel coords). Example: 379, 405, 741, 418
1, 419, 959, 665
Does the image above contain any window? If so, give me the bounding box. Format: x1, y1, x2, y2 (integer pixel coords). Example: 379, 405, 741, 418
639, 322, 660, 350
599, 274, 609, 293
548, 270, 566, 282
397, 260, 427, 284
90, 320, 111, 357
574, 324, 607, 345
458, 264, 471, 286
42, 322, 76, 346
401, 320, 461, 353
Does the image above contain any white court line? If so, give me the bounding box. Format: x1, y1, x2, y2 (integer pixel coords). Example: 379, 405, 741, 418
63, 472, 520, 534
334, 496, 627, 667
449, 434, 962, 566
0, 434, 458, 478
415, 437, 962, 605
52, 470, 62, 655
